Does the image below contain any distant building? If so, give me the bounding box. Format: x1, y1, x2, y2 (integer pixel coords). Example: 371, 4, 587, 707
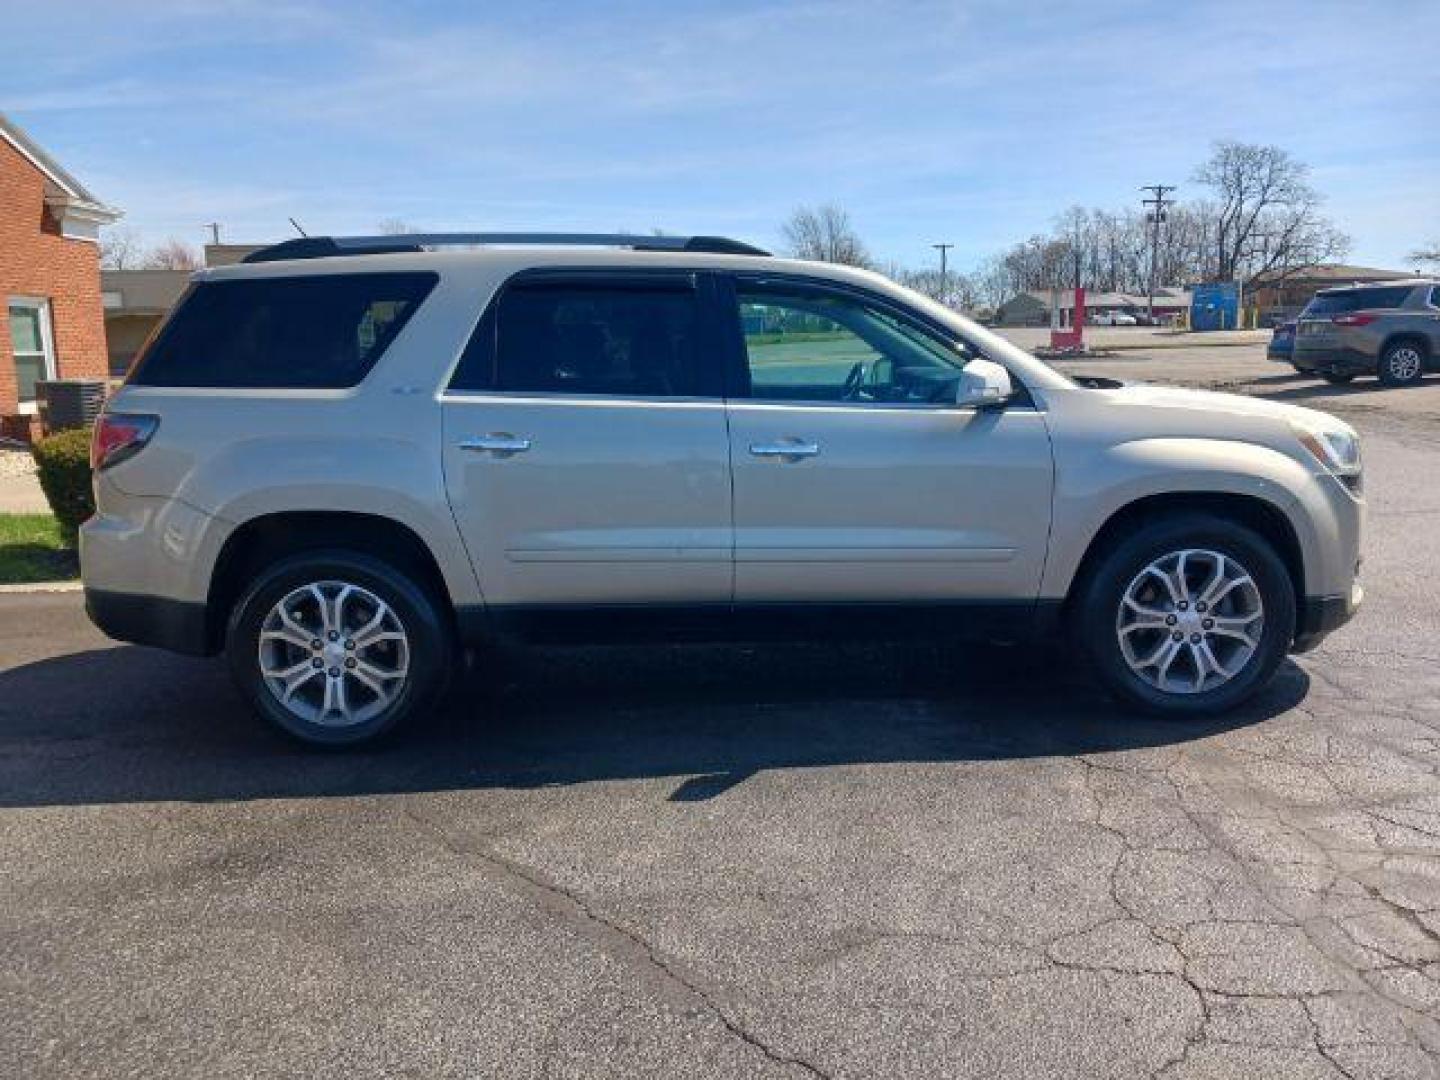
1250, 264, 1411, 322
995, 287, 1192, 327
0, 112, 121, 438
101, 270, 190, 375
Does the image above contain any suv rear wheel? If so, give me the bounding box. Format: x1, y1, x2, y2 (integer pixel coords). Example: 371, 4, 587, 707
1075, 514, 1295, 716
226, 550, 452, 746
1378, 339, 1426, 387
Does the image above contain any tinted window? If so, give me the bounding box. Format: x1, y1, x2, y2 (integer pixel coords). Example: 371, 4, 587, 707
452, 281, 704, 396
735, 285, 969, 403
131, 273, 436, 388
1431, 286, 1440, 308
1305, 286, 1412, 315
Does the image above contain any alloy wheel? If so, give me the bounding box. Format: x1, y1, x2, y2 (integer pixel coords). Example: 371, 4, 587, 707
1115, 549, 1264, 695
1388, 347, 1422, 381
258, 580, 410, 727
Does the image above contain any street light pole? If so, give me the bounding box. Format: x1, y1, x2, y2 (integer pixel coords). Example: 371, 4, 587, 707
1140, 184, 1176, 323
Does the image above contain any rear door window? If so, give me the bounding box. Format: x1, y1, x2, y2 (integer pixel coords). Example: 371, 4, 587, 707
1305, 286, 1412, 315
130, 273, 437, 388
450, 277, 710, 397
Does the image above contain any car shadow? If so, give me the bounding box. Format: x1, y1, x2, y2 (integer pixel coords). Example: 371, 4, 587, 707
1241, 371, 1426, 406
0, 640, 1310, 808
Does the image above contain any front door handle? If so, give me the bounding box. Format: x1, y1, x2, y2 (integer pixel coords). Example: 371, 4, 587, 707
459, 433, 532, 455
749, 438, 820, 459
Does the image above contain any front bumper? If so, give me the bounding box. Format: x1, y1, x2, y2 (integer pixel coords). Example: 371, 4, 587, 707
1292, 579, 1363, 653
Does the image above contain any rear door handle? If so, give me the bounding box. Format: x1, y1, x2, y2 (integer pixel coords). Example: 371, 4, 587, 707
459, 433, 531, 455
749, 438, 820, 459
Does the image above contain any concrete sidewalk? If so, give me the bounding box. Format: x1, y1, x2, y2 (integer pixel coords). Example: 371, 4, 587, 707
0, 451, 50, 514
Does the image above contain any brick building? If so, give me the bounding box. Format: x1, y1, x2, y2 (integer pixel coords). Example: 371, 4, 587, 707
0, 112, 121, 439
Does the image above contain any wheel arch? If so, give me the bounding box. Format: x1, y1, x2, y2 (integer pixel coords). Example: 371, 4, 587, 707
205, 510, 456, 653
1380, 331, 1432, 363
1061, 491, 1305, 626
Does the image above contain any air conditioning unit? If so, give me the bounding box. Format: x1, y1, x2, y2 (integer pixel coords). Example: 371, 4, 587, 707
35, 379, 107, 433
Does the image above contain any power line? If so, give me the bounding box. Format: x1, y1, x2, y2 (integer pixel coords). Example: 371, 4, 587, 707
1140, 185, 1176, 322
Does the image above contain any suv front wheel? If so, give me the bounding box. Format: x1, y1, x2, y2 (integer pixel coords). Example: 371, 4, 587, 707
1075, 514, 1295, 716
226, 550, 452, 746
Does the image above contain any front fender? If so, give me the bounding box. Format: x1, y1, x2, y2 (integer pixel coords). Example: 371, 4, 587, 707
1041, 436, 1329, 599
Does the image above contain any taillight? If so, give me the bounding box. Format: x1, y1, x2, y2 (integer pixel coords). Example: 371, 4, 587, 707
91, 413, 159, 470
1331, 312, 1377, 327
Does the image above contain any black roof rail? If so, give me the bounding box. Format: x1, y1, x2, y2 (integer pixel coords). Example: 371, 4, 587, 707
241, 232, 771, 264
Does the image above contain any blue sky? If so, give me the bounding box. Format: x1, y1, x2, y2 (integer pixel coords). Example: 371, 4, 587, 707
5, 0, 1437, 273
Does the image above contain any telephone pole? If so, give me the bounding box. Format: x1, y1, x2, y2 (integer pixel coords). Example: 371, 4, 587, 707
205, 222, 221, 246
932, 243, 953, 306
1140, 185, 1176, 322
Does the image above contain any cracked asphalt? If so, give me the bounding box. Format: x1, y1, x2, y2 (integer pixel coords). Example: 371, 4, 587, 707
4, 349, 1440, 1078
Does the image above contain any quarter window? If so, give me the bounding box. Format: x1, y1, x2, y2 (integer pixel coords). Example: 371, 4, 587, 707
452, 281, 705, 397
734, 285, 970, 403
7, 298, 56, 411
129, 273, 437, 389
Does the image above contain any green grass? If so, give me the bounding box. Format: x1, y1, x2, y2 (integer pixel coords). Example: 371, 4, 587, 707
0, 514, 78, 584
745, 331, 851, 346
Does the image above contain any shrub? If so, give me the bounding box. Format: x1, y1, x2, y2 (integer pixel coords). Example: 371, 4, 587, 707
32, 427, 94, 545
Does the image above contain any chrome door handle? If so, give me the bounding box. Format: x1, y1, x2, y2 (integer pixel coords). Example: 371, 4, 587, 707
459, 433, 531, 454
749, 439, 820, 459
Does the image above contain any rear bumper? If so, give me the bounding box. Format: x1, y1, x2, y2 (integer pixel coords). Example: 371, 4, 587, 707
1292, 346, 1373, 375
84, 588, 213, 656
1292, 582, 1362, 654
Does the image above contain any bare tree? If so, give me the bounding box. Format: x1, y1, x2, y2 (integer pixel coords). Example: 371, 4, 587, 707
99, 226, 145, 270
782, 204, 872, 267
1194, 141, 1348, 283
141, 239, 204, 271
1410, 241, 1440, 271
377, 218, 419, 235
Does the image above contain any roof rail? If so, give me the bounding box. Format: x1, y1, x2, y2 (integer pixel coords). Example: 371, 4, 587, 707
241, 232, 771, 264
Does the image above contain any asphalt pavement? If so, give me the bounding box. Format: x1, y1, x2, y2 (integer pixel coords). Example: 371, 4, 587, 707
3, 348, 1439, 1078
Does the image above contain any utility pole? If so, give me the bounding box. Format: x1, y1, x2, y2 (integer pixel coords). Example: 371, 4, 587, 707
205, 222, 221, 246
1140, 184, 1176, 322
932, 243, 953, 306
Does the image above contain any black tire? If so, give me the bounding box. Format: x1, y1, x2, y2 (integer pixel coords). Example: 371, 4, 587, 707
226, 549, 453, 746
1378, 339, 1426, 387
1074, 513, 1295, 717
1321, 373, 1355, 385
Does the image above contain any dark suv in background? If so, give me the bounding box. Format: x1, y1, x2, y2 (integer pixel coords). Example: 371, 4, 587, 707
1292, 280, 1440, 386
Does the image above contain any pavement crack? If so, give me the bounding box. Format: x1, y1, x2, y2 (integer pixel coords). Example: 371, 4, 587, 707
399, 805, 831, 1079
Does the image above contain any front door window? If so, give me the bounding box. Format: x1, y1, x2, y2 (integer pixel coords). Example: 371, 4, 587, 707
736, 285, 971, 405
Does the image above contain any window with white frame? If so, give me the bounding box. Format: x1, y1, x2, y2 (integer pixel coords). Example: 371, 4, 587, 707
7, 298, 56, 412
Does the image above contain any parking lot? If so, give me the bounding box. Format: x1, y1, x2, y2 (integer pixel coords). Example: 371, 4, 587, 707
4, 341, 1440, 1078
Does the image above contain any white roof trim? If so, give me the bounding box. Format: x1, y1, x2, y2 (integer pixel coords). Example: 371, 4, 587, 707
0, 111, 122, 226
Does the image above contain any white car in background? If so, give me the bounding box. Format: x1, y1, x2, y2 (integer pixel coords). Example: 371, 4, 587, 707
1092, 310, 1139, 326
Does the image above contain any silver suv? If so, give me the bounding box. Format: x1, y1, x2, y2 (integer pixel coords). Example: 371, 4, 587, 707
1292, 278, 1440, 386
81, 233, 1364, 746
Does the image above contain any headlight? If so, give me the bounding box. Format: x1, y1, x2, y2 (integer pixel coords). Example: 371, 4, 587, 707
1291, 422, 1362, 492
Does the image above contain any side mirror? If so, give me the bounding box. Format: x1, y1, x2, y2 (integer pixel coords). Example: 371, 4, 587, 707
954, 358, 1013, 409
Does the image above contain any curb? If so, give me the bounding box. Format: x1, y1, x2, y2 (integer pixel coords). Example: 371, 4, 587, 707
0, 580, 82, 594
